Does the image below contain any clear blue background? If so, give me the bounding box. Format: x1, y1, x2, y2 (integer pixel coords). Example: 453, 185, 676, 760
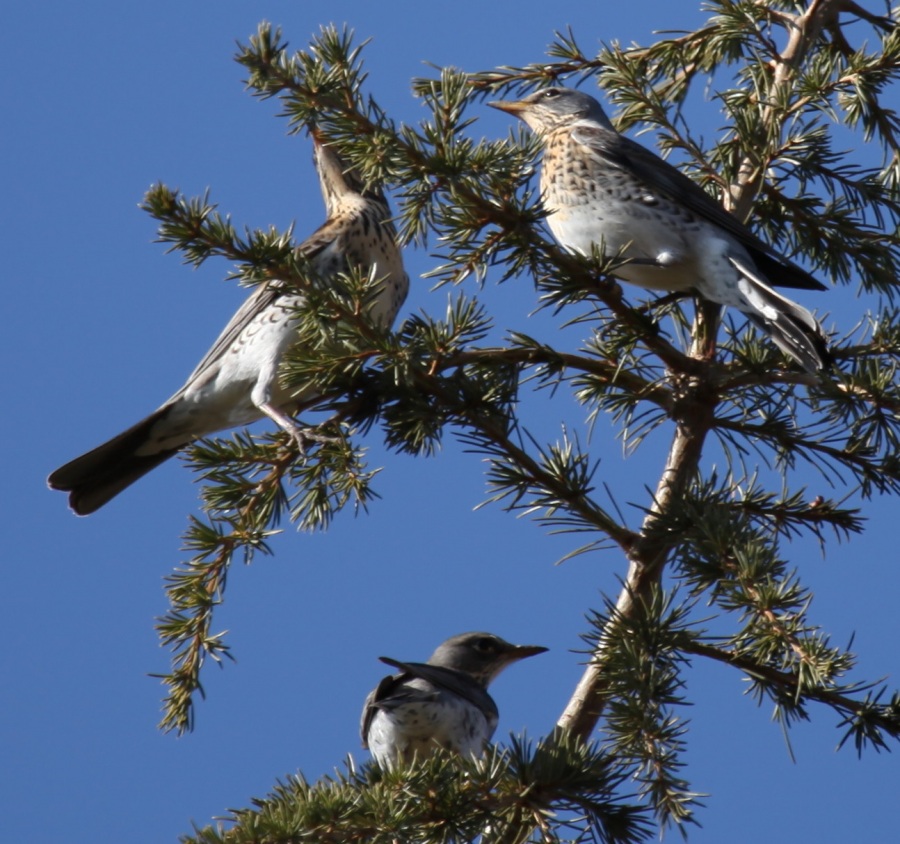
3, 3, 896, 842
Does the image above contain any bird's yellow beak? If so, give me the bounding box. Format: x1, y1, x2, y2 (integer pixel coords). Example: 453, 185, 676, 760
487, 99, 528, 115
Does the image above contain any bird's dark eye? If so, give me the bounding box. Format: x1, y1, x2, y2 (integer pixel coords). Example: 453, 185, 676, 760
542, 88, 561, 99
475, 637, 497, 652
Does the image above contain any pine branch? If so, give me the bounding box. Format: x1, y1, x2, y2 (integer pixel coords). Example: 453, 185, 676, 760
558, 353, 716, 742
156, 429, 379, 733
182, 738, 654, 844
683, 641, 900, 752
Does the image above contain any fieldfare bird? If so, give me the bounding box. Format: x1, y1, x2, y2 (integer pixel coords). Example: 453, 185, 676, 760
490, 87, 831, 372
49, 134, 408, 515
361, 632, 547, 768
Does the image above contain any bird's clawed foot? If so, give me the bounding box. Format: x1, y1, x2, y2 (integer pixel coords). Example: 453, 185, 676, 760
290, 424, 343, 455
259, 402, 342, 455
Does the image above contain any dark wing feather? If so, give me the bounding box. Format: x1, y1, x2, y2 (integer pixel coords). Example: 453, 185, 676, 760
360, 672, 412, 748
377, 658, 498, 718
360, 664, 448, 748
570, 124, 827, 292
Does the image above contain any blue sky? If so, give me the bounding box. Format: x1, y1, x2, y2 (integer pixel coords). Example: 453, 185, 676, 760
4, 2, 898, 842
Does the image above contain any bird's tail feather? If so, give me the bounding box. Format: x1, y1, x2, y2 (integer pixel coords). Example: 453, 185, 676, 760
729, 256, 832, 373
752, 251, 827, 292
48, 407, 182, 515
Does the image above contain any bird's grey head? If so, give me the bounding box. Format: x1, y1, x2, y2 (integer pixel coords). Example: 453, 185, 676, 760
489, 86, 614, 134
311, 132, 387, 214
427, 632, 548, 687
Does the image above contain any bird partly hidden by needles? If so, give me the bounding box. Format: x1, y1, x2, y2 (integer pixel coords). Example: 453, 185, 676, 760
490, 87, 832, 372
48, 132, 408, 515
361, 632, 548, 768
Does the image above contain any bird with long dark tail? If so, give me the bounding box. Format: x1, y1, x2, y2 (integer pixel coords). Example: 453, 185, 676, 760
49, 134, 408, 515
490, 87, 831, 372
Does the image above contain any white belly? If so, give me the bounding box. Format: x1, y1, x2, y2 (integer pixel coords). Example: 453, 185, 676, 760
367, 700, 493, 767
